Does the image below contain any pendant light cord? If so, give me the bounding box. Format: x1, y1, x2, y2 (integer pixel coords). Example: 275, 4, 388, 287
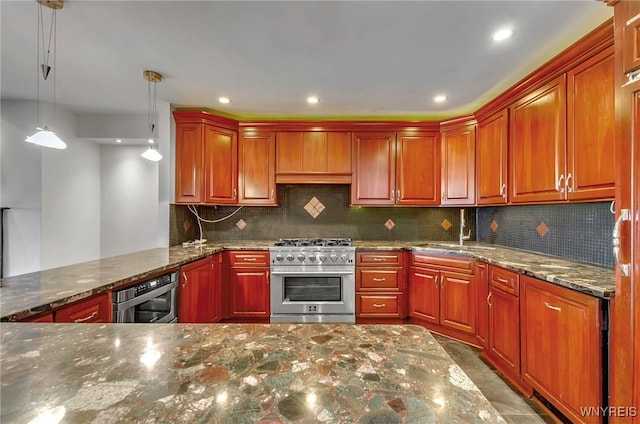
36, 3, 58, 130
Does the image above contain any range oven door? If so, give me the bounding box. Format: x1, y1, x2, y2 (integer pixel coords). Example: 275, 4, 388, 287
270, 268, 355, 321
113, 280, 177, 323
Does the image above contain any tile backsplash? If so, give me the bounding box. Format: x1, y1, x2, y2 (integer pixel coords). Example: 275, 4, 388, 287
476, 202, 614, 268
170, 185, 475, 245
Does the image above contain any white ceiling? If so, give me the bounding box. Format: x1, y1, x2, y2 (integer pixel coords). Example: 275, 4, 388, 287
1, 1, 612, 120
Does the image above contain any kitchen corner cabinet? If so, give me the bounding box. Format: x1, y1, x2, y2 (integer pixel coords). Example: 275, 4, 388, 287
476, 110, 508, 205
351, 131, 440, 206
227, 251, 270, 320
179, 254, 220, 323
238, 131, 277, 206
521, 275, 602, 424
440, 122, 476, 205
355, 251, 406, 322
55, 292, 111, 323
409, 254, 477, 344
276, 131, 352, 183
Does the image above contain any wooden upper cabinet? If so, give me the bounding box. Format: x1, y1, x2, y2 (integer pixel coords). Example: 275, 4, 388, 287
441, 122, 476, 205
566, 48, 616, 201
204, 125, 238, 204
175, 122, 204, 204
396, 132, 440, 205
276, 132, 351, 183
623, 1, 640, 75
510, 76, 567, 203
351, 132, 396, 205
476, 110, 508, 205
238, 131, 277, 205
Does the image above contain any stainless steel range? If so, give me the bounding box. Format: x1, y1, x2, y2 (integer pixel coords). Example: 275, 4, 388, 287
269, 238, 355, 323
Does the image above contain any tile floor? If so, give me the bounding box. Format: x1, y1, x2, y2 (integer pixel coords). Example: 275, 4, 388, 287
433, 334, 556, 424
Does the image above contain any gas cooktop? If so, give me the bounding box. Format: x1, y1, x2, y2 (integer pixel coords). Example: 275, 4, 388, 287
272, 238, 352, 247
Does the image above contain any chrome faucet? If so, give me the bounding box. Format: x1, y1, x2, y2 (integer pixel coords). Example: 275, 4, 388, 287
459, 208, 472, 246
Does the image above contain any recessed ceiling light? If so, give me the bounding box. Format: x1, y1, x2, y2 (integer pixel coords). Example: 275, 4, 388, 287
434, 95, 447, 103
147, 138, 155, 144
116, 139, 122, 143
492, 28, 513, 41
218, 97, 230, 104
307, 96, 319, 104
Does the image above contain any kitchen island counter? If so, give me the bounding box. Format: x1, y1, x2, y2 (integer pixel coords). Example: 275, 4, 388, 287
0, 323, 506, 423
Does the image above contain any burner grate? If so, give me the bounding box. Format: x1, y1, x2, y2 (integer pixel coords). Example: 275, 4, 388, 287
273, 238, 352, 247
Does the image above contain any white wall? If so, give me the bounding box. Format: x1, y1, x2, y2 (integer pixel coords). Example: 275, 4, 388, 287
100, 144, 159, 258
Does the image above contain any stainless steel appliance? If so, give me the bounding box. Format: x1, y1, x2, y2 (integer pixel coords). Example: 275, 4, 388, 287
112, 271, 178, 323
269, 238, 355, 323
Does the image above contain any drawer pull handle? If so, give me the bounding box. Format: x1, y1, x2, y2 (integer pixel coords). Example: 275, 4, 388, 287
182, 272, 188, 289
372, 258, 384, 262
495, 276, 509, 284
487, 292, 492, 306
243, 257, 258, 262
544, 302, 561, 312
372, 278, 386, 282
372, 303, 387, 308
74, 311, 98, 323
613, 208, 631, 277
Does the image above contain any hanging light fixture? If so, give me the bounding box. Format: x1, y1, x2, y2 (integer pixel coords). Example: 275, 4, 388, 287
141, 70, 163, 161
25, 0, 66, 150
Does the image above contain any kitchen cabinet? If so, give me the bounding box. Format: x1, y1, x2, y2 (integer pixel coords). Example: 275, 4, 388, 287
227, 251, 270, 320
521, 275, 602, 424
475, 262, 489, 348
510, 76, 567, 203
440, 120, 476, 205
351, 131, 440, 206
622, 1, 640, 75
355, 251, 406, 321
476, 110, 508, 205
276, 131, 352, 183
238, 131, 277, 206
21, 312, 54, 322
174, 112, 239, 205
409, 254, 477, 344
179, 254, 220, 323
55, 292, 111, 323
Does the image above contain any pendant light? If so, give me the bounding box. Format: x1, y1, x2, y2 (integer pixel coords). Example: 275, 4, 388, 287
141, 70, 163, 162
25, 0, 66, 150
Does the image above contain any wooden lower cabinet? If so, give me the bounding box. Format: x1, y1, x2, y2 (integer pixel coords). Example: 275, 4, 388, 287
521, 275, 602, 424
475, 262, 489, 348
179, 255, 221, 323
355, 251, 406, 322
55, 292, 111, 323
408, 267, 439, 324
487, 286, 521, 380
225, 251, 270, 320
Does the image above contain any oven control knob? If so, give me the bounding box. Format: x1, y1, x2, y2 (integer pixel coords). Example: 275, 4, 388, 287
340, 254, 349, 262
297, 254, 306, 261
309, 255, 317, 261
276, 254, 284, 262
318, 254, 327, 262
286, 254, 294, 261
329, 253, 338, 261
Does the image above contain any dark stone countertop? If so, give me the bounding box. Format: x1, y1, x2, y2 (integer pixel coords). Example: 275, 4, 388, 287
0, 323, 506, 423
0, 240, 614, 321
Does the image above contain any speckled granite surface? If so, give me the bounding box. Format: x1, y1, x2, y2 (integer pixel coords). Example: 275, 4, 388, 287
0, 323, 506, 424
0, 240, 614, 321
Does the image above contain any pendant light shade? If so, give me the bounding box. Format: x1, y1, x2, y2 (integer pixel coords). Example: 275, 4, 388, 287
27, 0, 66, 149
141, 70, 163, 161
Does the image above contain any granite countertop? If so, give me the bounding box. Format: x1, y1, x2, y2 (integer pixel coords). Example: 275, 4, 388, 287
0, 240, 615, 321
0, 323, 506, 423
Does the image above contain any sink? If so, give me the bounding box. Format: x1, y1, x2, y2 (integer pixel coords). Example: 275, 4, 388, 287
424, 243, 496, 251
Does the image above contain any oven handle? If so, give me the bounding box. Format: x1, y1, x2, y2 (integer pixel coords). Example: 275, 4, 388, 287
113, 281, 177, 312
270, 270, 354, 276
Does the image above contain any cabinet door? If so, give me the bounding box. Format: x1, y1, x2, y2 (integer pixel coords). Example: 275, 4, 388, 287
408, 267, 439, 324
623, 1, 640, 74
396, 132, 440, 205
238, 132, 276, 205
179, 256, 218, 323
204, 125, 238, 204
475, 262, 489, 348
510, 76, 567, 203
55, 293, 111, 323
441, 124, 475, 205
326, 132, 352, 175
302, 132, 328, 172
476, 110, 508, 205
351, 132, 396, 205
440, 271, 476, 335
488, 287, 520, 376
175, 123, 203, 204
276, 132, 303, 173
566, 49, 615, 201
521, 276, 601, 424
230, 268, 270, 318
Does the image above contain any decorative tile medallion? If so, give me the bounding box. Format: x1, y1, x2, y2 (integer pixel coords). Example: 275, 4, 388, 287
385, 219, 395, 230
236, 219, 247, 230
441, 219, 453, 231
304, 197, 325, 219
537, 221, 549, 238
490, 220, 499, 233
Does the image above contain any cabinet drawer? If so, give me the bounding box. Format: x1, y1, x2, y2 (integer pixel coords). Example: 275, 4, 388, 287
21, 312, 54, 322
357, 251, 404, 267
489, 266, 519, 296
357, 294, 403, 317
357, 269, 401, 291
411, 254, 473, 273
229, 251, 269, 266
55, 293, 111, 323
